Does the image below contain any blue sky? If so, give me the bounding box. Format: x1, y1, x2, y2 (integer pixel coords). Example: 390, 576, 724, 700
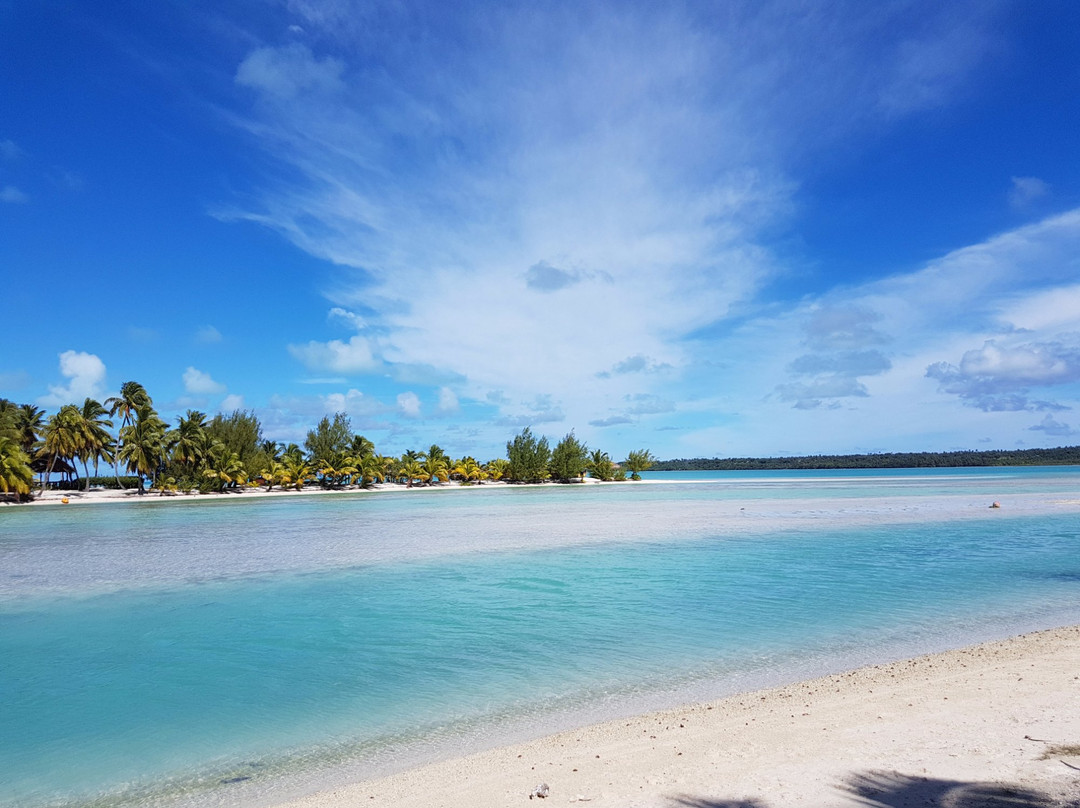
3, 0, 1080, 460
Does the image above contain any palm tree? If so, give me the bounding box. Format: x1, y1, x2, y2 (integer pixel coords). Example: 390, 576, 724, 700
624, 449, 656, 481
0, 436, 34, 501
357, 453, 385, 487
319, 457, 357, 488
76, 398, 114, 490
171, 410, 208, 468
38, 405, 84, 489
260, 459, 286, 491
15, 404, 44, 455
588, 449, 616, 482
281, 454, 313, 490
350, 434, 375, 459
484, 457, 509, 482
399, 457, 424, 488
117, 403, 166, 494
377, 454, 397, 482
203, 443, 246, 492
421, 454, 449, 485
452, 456, 485, 483
105, 382, 151, 488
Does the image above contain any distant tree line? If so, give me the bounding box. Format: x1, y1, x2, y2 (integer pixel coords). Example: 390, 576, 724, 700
652, 446, 1080, 471
0, 385, 655, 502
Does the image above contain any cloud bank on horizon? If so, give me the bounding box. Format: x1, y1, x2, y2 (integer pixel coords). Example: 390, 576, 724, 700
2, 0, 1080, 458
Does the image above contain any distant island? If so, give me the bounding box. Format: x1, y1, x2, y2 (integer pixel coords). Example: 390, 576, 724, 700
653, 446, 1080, 471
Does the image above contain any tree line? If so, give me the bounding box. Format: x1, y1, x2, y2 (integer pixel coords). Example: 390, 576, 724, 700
0, 384, 655, 502
653, 446, 1080, 471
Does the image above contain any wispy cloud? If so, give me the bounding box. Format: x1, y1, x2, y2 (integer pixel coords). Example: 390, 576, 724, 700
195, 325, 223, 344
235, 43, 344, 100
1, 186, 28, 204
1029, 414, 1076, 437
1009, 176, 1050, 210
206, 0, 1060, 454
0, 139, 21, 160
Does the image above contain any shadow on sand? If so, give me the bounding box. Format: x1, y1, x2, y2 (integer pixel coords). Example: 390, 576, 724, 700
669, 769, 1071, 808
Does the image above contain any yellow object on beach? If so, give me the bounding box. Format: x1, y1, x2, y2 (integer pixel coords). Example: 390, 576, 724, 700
61, 497, 69, 504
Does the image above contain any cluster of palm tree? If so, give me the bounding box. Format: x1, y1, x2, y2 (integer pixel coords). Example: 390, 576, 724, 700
0, 380, 657, 503
0, 401, 39, 501
1, 397, 115, 499
291, 441, 507, 491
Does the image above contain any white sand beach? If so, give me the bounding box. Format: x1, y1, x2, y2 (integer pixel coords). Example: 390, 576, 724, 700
276, 626, 1080, 808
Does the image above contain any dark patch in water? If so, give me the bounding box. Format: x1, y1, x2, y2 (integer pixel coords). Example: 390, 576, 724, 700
1045, 571, 1080, 583
220, 775, 251, 784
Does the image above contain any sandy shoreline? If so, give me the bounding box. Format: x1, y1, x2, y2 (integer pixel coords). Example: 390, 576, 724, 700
274, 626, 1080, 808
6, 477, 608, 506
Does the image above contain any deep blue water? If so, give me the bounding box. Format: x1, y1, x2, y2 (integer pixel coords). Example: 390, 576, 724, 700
1, 468, 1078, 807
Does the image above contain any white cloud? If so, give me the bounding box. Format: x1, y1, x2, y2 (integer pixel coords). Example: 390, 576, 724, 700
324, 388, 384, 417
195, 325, 223, 344
328, 307, 365, 330
396, 391, 421, 418
220, 394, 245, 411
216, 1, 1036, 455
1, 186, 28, 204
288, 335, 379, 374
235, 43, 344, 100
0, 139, 21, 160
39, 350, 107, 407
436, 387, 459, 415
926, 338, 1080, 411
183, 367, 227, 395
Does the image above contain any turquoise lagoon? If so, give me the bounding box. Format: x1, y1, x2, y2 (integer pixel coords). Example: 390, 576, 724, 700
2, 467, 1079, 807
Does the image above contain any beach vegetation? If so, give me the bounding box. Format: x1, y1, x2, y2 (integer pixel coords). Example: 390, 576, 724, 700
281, 454, 313, 490
421, 453, 450, 484
452, 456, 485, 484
356, 453, 386, 487
350, 434, 375, 459
202, 443, 247, 491
399, 457, 424, 487
208, 409, 264, 473
587, 449, 620, 481
0, 435, 34, 501
117, 403, 168, 493
38, 404, 85, 488
550, 432, 588, 482
75, 398, 115, 489
505, 427, 550, 483
624, 449, 656, 481
105, 381, 151, 488
484, 457, 509, 481
1, 383, 663, 503
5, 402, 45, 456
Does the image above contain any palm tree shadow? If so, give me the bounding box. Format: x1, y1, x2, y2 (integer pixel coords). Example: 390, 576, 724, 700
668, 769, 1068, 808
669, 798, 768, 808
840, 770, 1062, 807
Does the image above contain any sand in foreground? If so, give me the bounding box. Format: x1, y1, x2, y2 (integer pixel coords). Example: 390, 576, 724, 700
278, 626, 1080, 808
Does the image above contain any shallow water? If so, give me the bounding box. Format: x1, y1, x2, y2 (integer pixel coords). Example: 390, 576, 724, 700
1, 468, 1079, 807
